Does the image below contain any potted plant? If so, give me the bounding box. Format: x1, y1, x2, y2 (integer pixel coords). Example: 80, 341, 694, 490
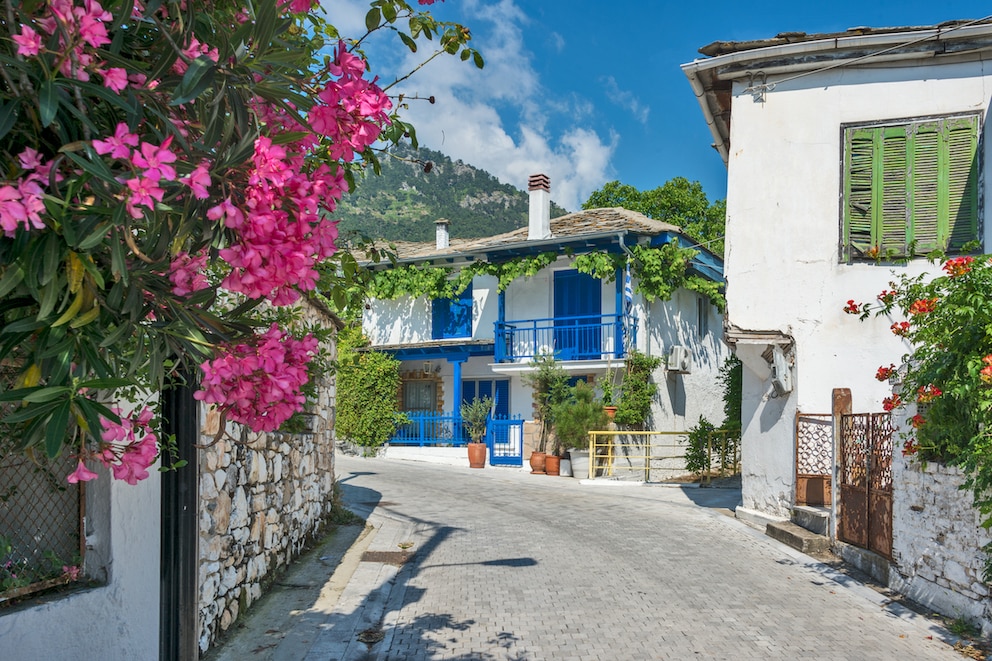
599, 366, 620, 420
460, 396, 492, 469
552, 381, 608, 478
522, 353, 570, 474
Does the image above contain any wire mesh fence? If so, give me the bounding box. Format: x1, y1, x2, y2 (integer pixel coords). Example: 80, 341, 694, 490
0, 363, 84, 604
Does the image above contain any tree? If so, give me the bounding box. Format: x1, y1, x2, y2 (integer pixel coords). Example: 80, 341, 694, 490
0, 0, 481, 484
335, 326, 407, 451
582, 178, 726, 256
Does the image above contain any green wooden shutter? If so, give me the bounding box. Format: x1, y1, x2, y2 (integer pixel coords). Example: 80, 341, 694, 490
879, 125, 908, 256
845, 128, 876, 259
944, 115, 979, 252
908, 121, 940, 254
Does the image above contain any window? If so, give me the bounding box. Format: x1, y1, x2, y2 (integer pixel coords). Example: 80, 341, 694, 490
842, 114, 980, 261
431, 283, 473, 340
403, 380, 437, 411
696, 296, 709, 339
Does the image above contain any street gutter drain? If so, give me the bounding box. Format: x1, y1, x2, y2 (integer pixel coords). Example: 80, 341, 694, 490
361, 550, 413, 565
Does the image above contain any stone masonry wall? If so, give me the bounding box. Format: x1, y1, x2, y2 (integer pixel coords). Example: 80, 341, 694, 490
196, 300, 338, 653
891, 450, 992, 635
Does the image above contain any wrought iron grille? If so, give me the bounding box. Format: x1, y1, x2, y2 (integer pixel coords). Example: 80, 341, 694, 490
796, 414, 832, 476
0, 365, 84, 604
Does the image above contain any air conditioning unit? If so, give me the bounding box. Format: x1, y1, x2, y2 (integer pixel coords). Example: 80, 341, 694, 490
667, 345, 691, 374
770, 345, 793, 395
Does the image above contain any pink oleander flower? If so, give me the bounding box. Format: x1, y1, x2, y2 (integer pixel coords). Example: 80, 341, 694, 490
98, 407, 158, 485
18, 147, 43, 171
132, 136, 178, 182
124, 176, 165, 218
93, 122, 139, 159
0, 177, 46, 237
168, 252, 210, 296
180, 162, 211, 199
12, 26, 43, 57
195, 325, 318, 432
101, 67, 128, 92
280, 0, 315, 11
61, 565, 81, 581
67, 459, 99, 484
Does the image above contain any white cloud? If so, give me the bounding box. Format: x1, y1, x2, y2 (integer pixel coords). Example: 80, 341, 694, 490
320, 0, 617, 211
602, 76, 650, 124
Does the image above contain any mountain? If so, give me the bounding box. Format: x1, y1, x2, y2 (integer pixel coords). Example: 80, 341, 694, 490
334, 144, 568, 243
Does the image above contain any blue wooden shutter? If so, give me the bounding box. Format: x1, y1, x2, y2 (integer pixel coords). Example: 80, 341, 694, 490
494, 380, 509, 418
432, 283, 473, 339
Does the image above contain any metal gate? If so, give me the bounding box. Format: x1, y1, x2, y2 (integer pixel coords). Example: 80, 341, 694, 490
488, 416, 524, 466
795, 413, 833, 506
839, 413, 894, 558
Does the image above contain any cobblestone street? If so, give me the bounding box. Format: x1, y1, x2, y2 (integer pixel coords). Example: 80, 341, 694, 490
212, 456, 963, 660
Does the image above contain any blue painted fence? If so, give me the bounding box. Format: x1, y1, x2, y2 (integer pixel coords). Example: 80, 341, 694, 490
390, 412, 525, 467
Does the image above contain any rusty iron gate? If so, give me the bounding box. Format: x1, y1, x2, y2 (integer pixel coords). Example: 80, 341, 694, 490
839, 413, 894, 559
795, 413, 833, 506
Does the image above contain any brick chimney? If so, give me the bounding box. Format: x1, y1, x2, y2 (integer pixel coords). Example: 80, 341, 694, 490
527, 173, 551, 240
435, 218, 450, 249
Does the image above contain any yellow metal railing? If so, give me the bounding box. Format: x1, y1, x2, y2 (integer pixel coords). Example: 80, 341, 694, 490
586, 429, 741, 484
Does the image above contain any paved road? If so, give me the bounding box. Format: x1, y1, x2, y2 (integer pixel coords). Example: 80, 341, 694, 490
215, 456, 962, 660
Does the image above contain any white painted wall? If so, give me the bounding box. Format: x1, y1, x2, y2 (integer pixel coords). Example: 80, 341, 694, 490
643, 288, 729, 432
1, 466, 161, 660
723, 59, 992, 516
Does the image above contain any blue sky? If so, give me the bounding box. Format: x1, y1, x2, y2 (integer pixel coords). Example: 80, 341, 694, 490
328, 0, 992, 211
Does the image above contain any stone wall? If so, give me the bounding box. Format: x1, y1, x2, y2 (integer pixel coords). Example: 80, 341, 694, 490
196, 299, 339, 653
891, 451, 992, 635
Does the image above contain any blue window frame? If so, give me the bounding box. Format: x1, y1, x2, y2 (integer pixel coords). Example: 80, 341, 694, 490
432, 284, 473, 340
461, 379, 509, 418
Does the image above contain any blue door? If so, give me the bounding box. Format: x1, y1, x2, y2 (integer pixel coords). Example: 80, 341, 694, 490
553, 270, 601, 359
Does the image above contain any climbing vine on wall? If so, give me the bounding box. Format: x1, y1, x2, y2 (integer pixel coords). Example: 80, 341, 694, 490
367, 243, 725, 310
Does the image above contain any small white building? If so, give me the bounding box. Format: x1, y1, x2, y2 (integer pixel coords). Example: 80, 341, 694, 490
683, 19, 992, 631
362, 175, 730, 466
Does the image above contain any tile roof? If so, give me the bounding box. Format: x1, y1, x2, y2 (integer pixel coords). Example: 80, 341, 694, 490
383, 207, 682, 262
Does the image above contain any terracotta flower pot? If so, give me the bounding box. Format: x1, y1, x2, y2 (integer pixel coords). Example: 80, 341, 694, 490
529, 451, 546, 474
545, 454, 561, 476
467, 442, 487, 468
603, 406, 618, 419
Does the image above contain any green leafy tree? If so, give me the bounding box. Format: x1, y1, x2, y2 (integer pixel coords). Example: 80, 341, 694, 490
614, 350, 662, 429
522, 353, 570, 453
583, 177, 726, 256
551, 381, 607, 455
335, 326, 406, 451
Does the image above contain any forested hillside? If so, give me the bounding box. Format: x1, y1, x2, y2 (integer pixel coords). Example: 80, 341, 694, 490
335, 144, 567, 242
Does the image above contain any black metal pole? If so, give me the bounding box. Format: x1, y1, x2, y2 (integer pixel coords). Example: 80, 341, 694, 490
160, 372, 200, 661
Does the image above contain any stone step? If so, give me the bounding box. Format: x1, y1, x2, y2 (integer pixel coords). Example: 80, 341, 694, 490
765, 520, 831, 554
792, 505, 830, 536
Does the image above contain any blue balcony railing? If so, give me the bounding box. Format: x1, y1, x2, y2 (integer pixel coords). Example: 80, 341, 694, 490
494, 314, 636, 363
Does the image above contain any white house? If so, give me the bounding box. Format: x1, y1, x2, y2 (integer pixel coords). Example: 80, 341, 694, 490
683, 20, 992, 630
362, 174, 730, 466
